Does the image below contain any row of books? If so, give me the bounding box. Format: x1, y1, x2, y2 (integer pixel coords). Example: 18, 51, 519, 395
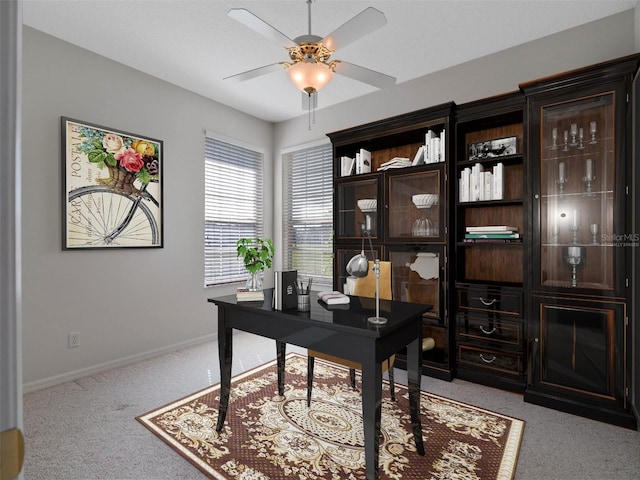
342, 129, 445, 175
459, 162, 504, 202
340, 148, 372, 176
463, 225, 521, 243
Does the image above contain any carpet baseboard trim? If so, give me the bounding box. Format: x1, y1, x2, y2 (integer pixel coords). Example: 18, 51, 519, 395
23, 333, 216, 393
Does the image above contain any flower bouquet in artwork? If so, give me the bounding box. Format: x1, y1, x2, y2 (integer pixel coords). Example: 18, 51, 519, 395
77, 126, 160, 196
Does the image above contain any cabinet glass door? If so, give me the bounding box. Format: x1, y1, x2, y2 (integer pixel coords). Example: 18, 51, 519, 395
539, 92, 615, 290
335, 178, 379, 240
387, 169, 443, 241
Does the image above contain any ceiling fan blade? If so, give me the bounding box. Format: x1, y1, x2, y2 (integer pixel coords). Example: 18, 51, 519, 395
228, 9, 297, 48
224, 63, 283, 83
334, 61, 396, 89
322, 7, 388, 51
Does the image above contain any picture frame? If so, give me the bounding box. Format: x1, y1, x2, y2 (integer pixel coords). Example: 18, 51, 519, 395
61, 117, 163, 249
468, 136, 517, 161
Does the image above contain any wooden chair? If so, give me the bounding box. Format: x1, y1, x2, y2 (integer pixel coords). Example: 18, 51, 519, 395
307, 261, 395, 406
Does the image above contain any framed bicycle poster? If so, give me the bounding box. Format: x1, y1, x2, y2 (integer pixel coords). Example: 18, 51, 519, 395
61, 117, 163, 249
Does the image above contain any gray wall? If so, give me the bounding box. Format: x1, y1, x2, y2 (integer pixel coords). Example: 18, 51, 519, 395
22, 9, 637, 390
22, 27, 274, 389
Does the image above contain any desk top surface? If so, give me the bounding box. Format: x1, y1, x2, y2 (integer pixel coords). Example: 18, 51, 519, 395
209, 289, 431, 338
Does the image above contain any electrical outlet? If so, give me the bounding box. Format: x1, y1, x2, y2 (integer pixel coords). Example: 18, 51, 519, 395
68, 332, 80, 348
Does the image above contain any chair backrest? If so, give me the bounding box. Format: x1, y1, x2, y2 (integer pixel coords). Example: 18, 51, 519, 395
352, 261, 392, 300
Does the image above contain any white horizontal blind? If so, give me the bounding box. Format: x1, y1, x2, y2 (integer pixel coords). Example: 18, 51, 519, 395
204, 134, 264, 287
282, 142, 333, 287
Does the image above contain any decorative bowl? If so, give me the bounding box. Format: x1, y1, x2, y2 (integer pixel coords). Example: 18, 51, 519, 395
412, 194, 438, 209
357, 198, 377, 212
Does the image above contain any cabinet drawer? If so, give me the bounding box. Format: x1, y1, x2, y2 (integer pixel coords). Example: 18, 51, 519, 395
457, 286, 523, 317
458, 345, 523, 375
456, 315, 522, 347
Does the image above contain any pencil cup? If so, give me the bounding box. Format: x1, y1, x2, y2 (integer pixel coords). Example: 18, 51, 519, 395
297, 294, 310, 312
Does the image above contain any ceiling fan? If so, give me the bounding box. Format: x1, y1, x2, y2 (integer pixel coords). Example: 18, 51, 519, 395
224, 0, 396, 109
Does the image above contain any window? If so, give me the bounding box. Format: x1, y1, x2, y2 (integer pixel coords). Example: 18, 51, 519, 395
204, 133, 264, 287
282, 141, 333, 288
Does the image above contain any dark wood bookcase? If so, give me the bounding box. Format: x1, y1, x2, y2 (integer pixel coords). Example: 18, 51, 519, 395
325, 54, 640, 429
453, 92, 528, 392
327, 102, 456, 380
521, 54, 640, 429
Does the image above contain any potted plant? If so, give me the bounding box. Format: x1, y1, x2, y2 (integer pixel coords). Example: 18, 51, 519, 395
236, 238, 275, 291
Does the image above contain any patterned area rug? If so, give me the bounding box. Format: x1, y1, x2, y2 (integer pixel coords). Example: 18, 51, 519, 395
137, 353, 524, 480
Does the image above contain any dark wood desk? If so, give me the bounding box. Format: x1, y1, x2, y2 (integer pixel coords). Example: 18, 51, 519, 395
208, 289, 430, 480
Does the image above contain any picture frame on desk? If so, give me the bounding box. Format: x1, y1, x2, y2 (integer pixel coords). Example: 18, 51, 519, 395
468, 136, 517, 161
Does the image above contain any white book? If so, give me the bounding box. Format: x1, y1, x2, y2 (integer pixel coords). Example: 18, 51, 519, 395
440, 130, 446, 163
471, 163, 483, 201
432, 138, 441, 163
412, 146, 425, 166
340, 156, 355, 177
492, 162, 504, 200
357, 148, 371, 174
460, 167, 471, 202
466, 225, 518, 232
425, 130, 436, 163
484, 171, 493, 200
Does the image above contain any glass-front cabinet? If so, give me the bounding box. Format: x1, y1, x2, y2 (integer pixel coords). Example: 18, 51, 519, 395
538, 92, 615, 290
335, 178, 380, 240
386, 169, 444, 242
523, 55, 639, 429
328, 102, 455, 380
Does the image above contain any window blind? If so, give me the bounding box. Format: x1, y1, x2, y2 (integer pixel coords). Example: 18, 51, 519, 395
282, 142, 333, 288
204, 134, 264, 287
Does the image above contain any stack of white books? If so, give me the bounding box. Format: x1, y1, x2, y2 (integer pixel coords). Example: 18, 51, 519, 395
236, 288, 264, 302
459, 162, 504, 202
464, 225, 521, 243
377, 157, 412, 171
424, 129, 446, 164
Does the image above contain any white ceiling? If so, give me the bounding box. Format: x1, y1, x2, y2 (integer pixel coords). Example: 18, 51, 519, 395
22, 0, 637, 123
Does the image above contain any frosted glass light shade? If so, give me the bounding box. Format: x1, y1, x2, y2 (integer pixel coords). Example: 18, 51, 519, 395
288, 62, 334, 94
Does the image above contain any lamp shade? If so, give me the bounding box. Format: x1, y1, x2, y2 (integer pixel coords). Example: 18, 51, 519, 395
288, 61, 334, 94
346, 251, 369, 278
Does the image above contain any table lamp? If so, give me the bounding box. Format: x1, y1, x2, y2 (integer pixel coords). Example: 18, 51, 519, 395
345, 231, 387, 325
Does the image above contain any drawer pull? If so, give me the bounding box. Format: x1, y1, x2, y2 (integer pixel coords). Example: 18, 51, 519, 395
479, 297, 497, 306
480, 353, 497, 364
480, 326, 496, 335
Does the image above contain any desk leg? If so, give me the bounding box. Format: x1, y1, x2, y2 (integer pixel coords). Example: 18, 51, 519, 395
361, 355, 382, 480
216, 309, 232, 432
407, 336, 425, 455
276, 341, 286, 396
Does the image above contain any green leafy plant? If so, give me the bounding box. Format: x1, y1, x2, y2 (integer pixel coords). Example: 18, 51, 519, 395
236, 238, 275, 274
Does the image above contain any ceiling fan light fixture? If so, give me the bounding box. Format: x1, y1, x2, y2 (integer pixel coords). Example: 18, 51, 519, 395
287, 61, 334, 94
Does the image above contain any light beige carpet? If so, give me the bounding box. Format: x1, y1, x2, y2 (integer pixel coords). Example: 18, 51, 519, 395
137, 353, 524, 479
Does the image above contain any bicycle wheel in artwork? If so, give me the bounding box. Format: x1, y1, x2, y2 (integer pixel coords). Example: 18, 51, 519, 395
61, 117, 163, 249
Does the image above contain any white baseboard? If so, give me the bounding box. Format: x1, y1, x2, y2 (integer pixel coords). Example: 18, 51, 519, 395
23, 334, 217, 394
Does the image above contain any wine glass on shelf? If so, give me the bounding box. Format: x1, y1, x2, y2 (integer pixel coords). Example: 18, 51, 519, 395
562, 130, 570, 152
551, 127, 559, 150
570, 123, 578, 146
557, 161, 567, 195
578, 127, 585, 149
563, 246, 586, 287
589, 121, 598, 144
583, 159, 595, 195
590, 223, 599, 244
